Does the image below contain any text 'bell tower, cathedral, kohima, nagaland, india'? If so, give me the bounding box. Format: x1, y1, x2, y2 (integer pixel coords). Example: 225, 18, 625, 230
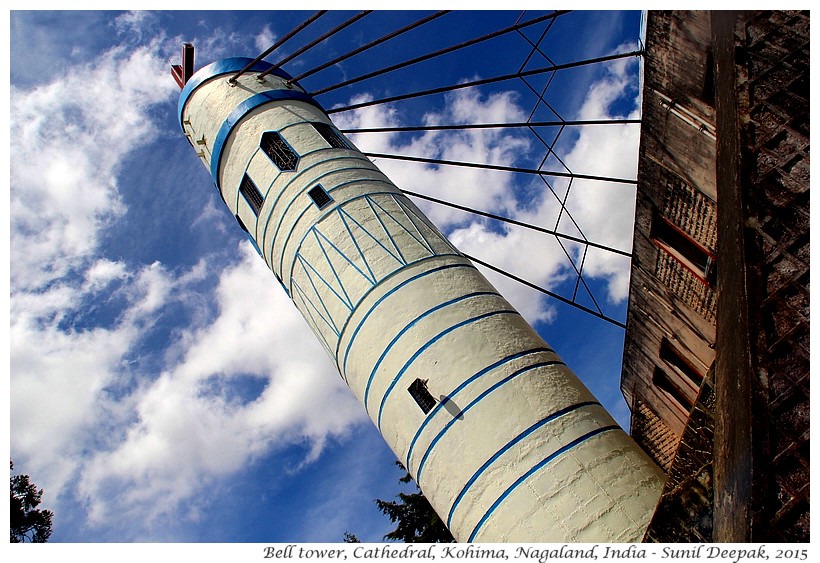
172, 44, 665, 543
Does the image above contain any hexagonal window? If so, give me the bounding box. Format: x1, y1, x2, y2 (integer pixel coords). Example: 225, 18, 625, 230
260, 131, 298, 171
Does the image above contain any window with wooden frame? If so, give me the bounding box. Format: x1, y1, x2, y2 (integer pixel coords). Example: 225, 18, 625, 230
653, 367, 693, 413
659, 337, 705, 392
650, 211, 716, 286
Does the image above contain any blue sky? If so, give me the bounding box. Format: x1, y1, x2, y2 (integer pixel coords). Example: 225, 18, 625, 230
8, 7, 644, 543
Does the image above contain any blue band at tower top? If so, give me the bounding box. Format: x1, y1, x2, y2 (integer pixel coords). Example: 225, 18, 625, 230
177, 57, 322, 129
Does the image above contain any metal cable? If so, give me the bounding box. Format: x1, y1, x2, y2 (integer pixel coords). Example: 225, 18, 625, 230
401, 189, 631, 257
363, 152, 638, 185
339, 118, 640, 133
286, 11, 450, 85
258, 11, 373, 79
229, 11, 327, 84
312, 11, 570, 96
325, 49, 643, 114
463, 253, 626, 328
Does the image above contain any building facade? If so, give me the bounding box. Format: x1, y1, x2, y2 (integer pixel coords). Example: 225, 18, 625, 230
622, 10, 809, 542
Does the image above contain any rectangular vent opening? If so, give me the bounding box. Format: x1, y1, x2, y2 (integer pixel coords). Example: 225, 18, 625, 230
308, 185, 333, 210
240, 174, 264, 216
313, 121, 352, 150
408, 378, 437, 414
652, 367, 693, 413
650, 212, 716, 286
659, 338, 705, 389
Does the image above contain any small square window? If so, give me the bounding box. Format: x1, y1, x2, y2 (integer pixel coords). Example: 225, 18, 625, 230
307, 185, 333, 210
408, 379, 437, 414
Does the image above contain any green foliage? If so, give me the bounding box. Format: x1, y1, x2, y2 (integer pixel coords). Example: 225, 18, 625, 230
343, 461, 454, 543
375, 462, 454, 543
10, 461, 53, 543
342, 532, 361, 543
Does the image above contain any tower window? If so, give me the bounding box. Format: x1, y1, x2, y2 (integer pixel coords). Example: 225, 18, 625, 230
659, 338, 704, 389
260, 131, 299, 171
312, 121, 353, 150
408, 379, 437, 414
702, 48, 715, 106
239, 174, 264, 216
650, 212, 716, 286
653, 367, 693, 413
307, 185, 333, 210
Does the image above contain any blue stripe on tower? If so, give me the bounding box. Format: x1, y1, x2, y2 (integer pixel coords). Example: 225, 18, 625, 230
178, 57, 294, 126
253, 157, 378, 230
210, 90, 325, 186
278, 188, 406, 280
467, 425, 621, 542
292, 259, 341, 336
296, 248, 354, 312
403, 346, 553, 471
337, 261, 477, 377
443, 400, 601, 528
361, 291, 501, 412
313, 226, 375, 288
414, 360, 578, 482
260, 166, 382, 264
376, 309, 518, 429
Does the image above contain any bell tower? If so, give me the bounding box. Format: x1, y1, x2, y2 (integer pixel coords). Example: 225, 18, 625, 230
174, 45, 665, 543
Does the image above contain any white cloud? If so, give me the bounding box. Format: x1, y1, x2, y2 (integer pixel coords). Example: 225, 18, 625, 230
333, 61, 641, 323
10, 36, 179, 479
10, 311, 139, 491
254, 24, 276, 54
555, 47, 641, 304
76, 244, 366, 529
83, 258, 129, 292
113, 11, 159, 42
337, 88, 530, 231
10, 38, 177, 292
9, 25, 370, 538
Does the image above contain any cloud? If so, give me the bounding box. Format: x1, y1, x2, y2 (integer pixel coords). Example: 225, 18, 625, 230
255, 24, 276, 53
336, 88, 531, 231
113, 11, 160, 43
552, 45, 641, 304
10, 36, 179, 485
10, 38, 178, 292
83, 258, 129, 292
76, 244, 366, 530
8, 19, 369, 538
333, 59, 641, 323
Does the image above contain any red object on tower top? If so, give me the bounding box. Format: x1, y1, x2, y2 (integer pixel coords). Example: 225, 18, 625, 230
171, 43, 195, 89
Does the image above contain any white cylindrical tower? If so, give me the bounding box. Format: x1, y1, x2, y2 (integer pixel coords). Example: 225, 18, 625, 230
177, 55, 665, 542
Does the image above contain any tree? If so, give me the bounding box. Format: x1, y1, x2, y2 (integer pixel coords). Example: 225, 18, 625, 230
10, 460, 53, 543
375, 461, 454, 543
